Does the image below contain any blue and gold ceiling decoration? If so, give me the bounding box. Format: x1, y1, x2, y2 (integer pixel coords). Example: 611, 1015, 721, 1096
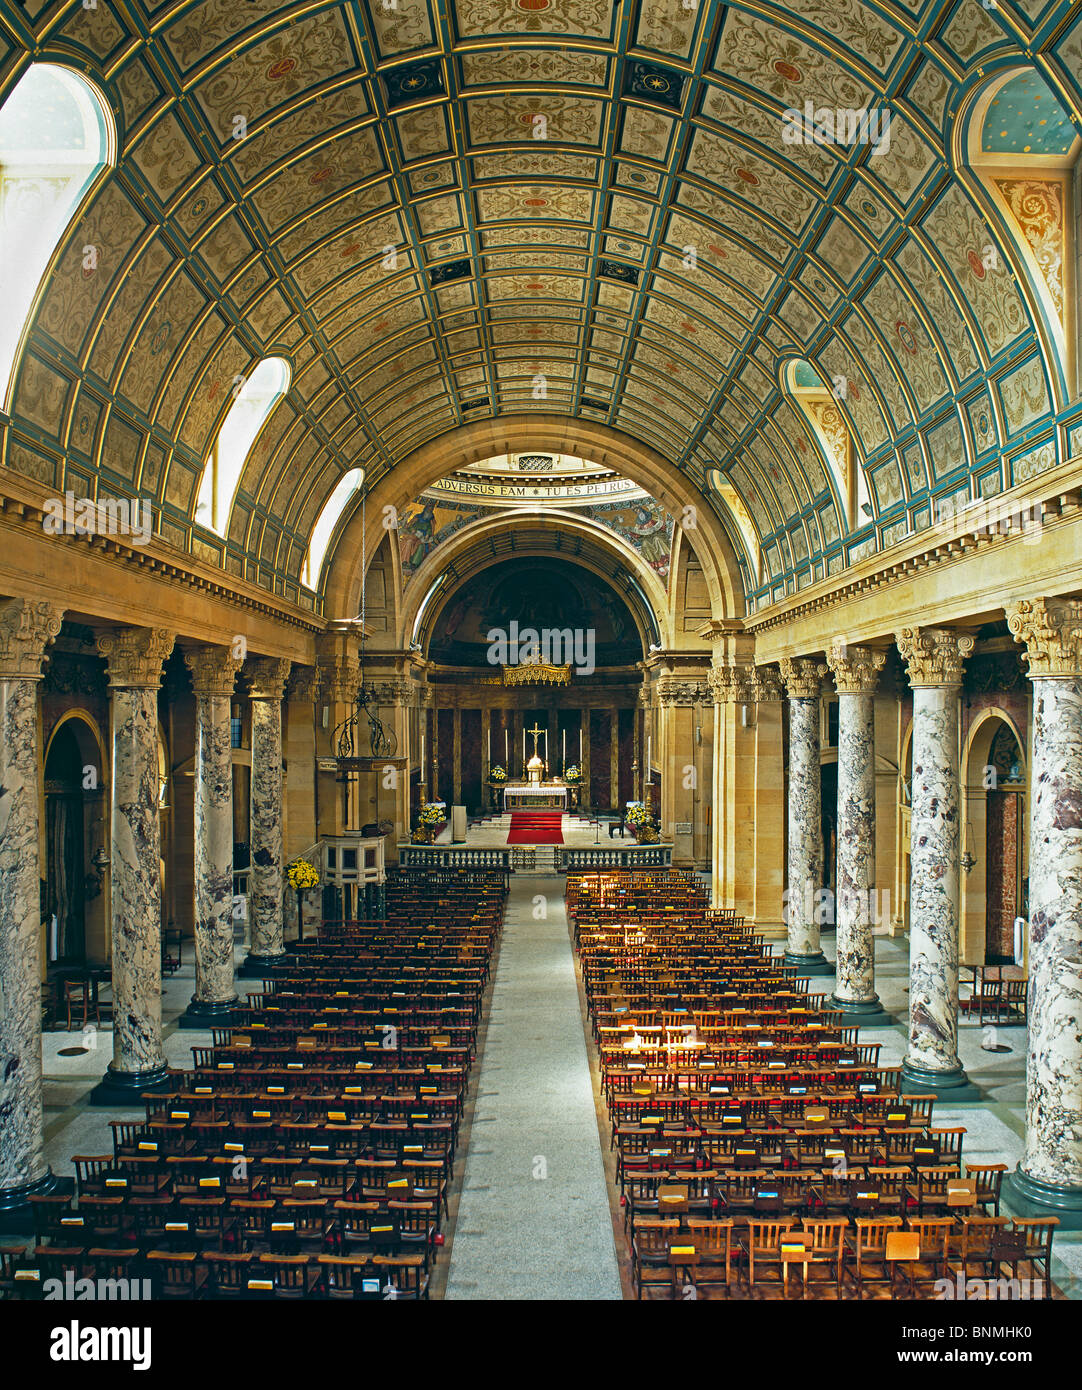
0, 0, 1080, 614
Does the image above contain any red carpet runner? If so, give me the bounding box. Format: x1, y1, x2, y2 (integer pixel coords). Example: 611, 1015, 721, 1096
506, 811, 564, 844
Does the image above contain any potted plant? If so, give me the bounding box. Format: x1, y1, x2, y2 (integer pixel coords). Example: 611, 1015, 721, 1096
625, 801, 651, 842
285, 857, 320, 943
488, 763, 507, 811
414, 801, 446, 844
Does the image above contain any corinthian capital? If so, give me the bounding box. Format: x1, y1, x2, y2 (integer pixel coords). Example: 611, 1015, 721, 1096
826, 641, 886, 695
0, 598, 65, 680
750, 665, 784, 703
657, 676, 708, 706
779, 657, 828, 700
97, 627, 175, 689
895, 627, 974, 688
1006, 597, 1082, 680
184, 643, 243, 698
286, 664, 321, 703
708, 664, 752, 705
244, 656, 291, 701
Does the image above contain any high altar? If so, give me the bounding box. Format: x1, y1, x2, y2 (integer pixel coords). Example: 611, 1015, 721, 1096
502, 723, 569, 809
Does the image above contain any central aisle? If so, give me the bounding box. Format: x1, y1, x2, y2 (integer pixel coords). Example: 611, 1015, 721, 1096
445, 875, 622, 1300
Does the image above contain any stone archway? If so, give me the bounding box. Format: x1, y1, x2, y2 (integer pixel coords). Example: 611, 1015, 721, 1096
321, 416, 746, 623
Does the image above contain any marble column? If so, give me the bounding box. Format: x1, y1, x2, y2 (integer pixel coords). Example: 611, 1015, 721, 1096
896, 626, 977, 1099
91, 626, 176, 1105
780, 658, 832, 975
1003, 598, 1082, 1223
0, 600, 64, 1212
242, 657, 291, 974
178, 645, 243, 1028
826, 641, 888, 1020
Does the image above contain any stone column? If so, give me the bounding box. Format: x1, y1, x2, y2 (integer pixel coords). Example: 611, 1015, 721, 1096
178, 644, 242, 1029
780, 658, 832, 975
896, 626, 977, 1099
91, 626, 176, 1105
1004, 598, 1082, 1223
826, 641, 888, 1021
242, 657, 291, 975
0, 600, 64, 1211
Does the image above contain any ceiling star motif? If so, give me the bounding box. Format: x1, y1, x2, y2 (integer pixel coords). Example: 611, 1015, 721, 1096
1, 0, 1079, 617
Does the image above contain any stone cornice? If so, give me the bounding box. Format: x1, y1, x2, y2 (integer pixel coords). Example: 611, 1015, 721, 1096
1006, 596, 1082, 680
896, 627, 975, 688
0, 467, 322, 638
779, 657, 828, 700
244, 656, 292, 701
826, 641, 887, 695
745, 462, 1082, 647
0, 598, 64, 681
97, 627, 175, 689
184, 643, 243, 698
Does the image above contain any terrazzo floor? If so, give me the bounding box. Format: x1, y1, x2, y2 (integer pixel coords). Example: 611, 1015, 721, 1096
444, 876, 623, 1299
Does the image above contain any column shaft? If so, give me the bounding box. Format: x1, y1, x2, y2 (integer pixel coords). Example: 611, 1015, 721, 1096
834, 687, 883, 1016
250, 696, 284, 960
786, 696, 826, 968
0, 678, 48, 1199
192, 692, 236, 1007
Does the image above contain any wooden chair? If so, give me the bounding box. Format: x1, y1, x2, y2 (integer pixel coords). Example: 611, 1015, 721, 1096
997, 1218, 1057, 1298
316, 1252, 380, 1300
256, 1252, 314, 1299
846, 1217, 902, 1298
898, 1218, 954, 1293
957, 1215, 1011, 1283
370, 1253, 429, 1300
684, 1218, 734, 1294
631, 1217, 680, 1299
145, 1250, 206, 1299
204, 1250, 253, 1298
965, 1162, 1007, 1216
739, 1217, 796, 1294
800, 1217, 848, 1298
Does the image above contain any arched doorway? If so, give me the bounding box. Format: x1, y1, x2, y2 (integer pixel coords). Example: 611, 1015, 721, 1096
43, 715, 106, 965
963, 711, 1027, 965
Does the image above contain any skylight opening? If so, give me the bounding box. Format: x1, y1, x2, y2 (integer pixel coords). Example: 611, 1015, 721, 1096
302, 467, 364, 590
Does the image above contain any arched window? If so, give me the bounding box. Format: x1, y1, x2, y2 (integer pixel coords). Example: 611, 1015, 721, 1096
782, 358, 871, 531
0, 63, 113, 407
195, 357, 290, 537
302, 467, 364, 590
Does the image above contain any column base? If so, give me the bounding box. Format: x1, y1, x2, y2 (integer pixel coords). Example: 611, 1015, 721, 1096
0, 1170, 75, 1234
237, 951, 286, 979
176, 995, 242, 1030
88, 1063, 172, 1107
829, 994, 893, 1026
900, 1059, 982, 1103
783, 950, 835, 978
1004, 1167, 1082, 1230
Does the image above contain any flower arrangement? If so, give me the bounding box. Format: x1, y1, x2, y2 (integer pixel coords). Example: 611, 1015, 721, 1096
564, 764, 581, 783
625, 801, 650, 829
286, 858, 320, 891
489, 764, 508, 783
417, 802, 445, 828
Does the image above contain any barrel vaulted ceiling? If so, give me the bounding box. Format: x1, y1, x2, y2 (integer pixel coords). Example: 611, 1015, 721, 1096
2, 0, 1081, 615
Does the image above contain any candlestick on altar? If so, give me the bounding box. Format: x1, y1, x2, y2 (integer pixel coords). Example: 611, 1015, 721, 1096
562, 729, 566, 770
504, 729, 508, 764
487, 728, 491, 761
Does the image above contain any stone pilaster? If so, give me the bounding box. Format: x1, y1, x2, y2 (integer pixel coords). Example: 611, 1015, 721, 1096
242, 657, 291, 974
826, 641, 889, 1020
780, 657, 832, 976
896, 626, 978, 1100
0, 600, 65, 1210
91, 626, 176, 1105
1003, 597, 1082, 1223
177, 645, 243, 1028
708, 660, 753, 913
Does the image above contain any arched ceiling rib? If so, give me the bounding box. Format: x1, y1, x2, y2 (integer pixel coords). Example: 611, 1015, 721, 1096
2, 0, 1080, 614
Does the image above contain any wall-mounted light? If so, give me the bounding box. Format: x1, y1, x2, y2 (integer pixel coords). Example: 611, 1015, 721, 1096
960, 820, 976, 873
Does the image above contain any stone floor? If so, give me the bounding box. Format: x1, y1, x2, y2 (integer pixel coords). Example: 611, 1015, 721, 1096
444, 876, 622, 1299
34, 846, 1081, 1299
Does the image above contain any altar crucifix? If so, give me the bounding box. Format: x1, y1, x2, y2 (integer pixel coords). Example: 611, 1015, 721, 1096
526, 722, 547, 784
